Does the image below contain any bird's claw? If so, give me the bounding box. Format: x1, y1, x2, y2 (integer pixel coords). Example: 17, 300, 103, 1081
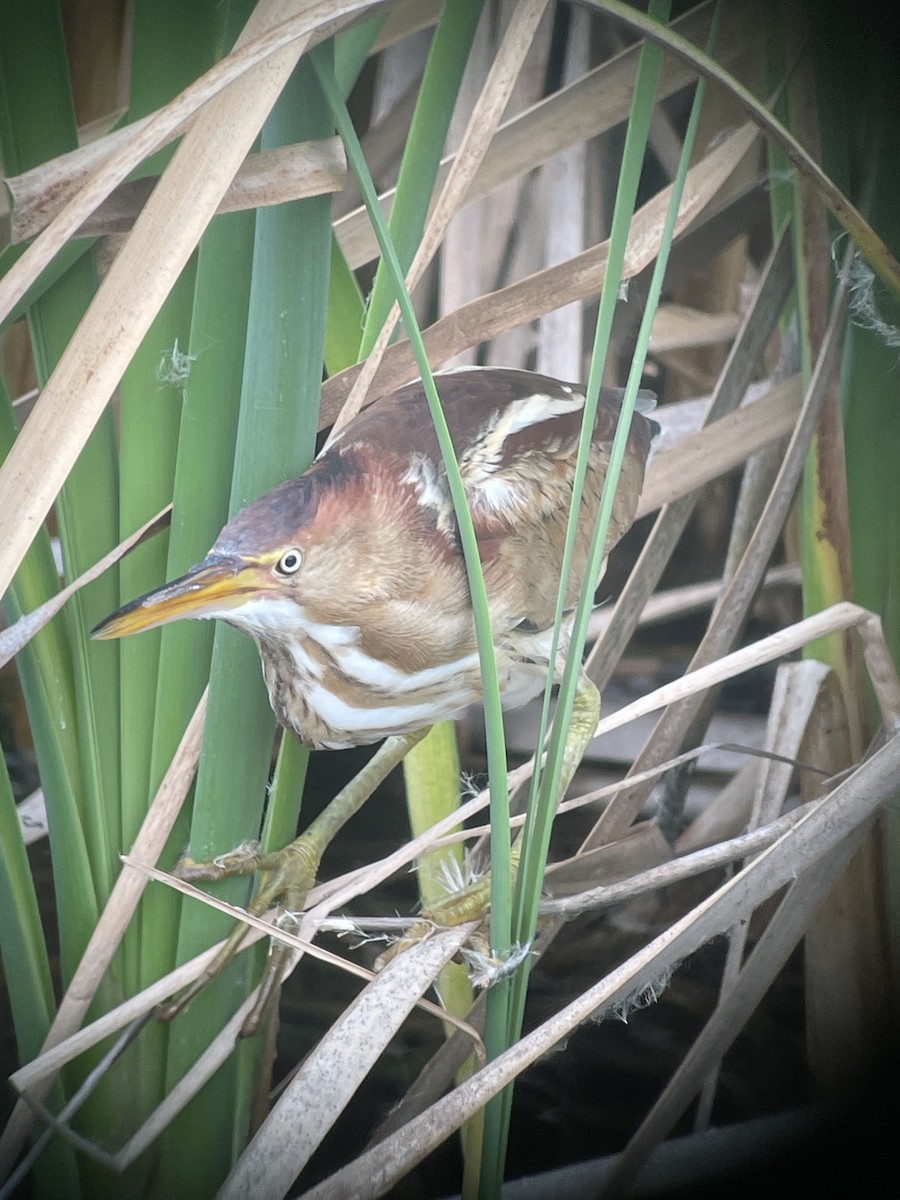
171, 840, 262, 883
374, 913, 531, 990
158, 835, 323, 1034
373, 874, 494, 972
422, 872, 494, 927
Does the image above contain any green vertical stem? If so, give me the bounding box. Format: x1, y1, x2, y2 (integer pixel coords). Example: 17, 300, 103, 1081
0, 712, 81, 1198
1, 3, 122, 1189
348, 0, 484, 1131
114, 0, 235, 1147
480, 1, 675, 1191
358, 21, 485, 1125
359, 0, 483, 354
116, 0, 221, 848
311, 40, 511, 963
117, 271, 197, 850
780, 14, 861, 746
804, 0, 900, 1051
128, 209, 256, 1135
0, 0, 120, 931
157, 56, 333, 1199
0, 392, 96, 984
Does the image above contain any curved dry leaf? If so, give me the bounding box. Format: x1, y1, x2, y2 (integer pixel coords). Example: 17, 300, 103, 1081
636, 375, 802, 518
218, 925, 475, 1200
0, 505, 171, 670
585, 0, 900, 298
8, 133, 345, 241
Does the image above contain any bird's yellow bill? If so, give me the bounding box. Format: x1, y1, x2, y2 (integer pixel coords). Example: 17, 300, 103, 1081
91, 556, 265, 640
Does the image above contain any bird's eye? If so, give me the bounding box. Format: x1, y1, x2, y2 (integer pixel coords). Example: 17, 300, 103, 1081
275, 548, 303, 576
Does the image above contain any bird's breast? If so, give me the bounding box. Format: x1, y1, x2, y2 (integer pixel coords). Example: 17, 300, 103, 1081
238, 598, 571, 751
256, 621, 485, 750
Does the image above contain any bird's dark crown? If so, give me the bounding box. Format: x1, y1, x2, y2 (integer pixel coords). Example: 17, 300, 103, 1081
214, 456, 361, 557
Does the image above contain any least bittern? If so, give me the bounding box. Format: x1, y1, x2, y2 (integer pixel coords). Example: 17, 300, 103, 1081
94, 367, 653, 1031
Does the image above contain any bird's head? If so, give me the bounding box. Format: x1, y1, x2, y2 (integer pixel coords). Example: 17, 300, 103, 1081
92, 473, 338, 643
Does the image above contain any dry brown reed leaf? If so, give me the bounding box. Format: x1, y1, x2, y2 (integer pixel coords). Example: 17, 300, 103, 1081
321, 121, 760, 424
328, 0, 553, 439
0, 1, 373, 324
6, 0, 433, 247
117, 858, 480, 1041
51, 692, 205, 1018
334, 0, 758, 268
586, 246, 850, 848
675, 760, 760, 854
604, 661, 869, 1194
542, 802, 816, 917
636, 375, 801, 517
165, 607, 897, 970
451, 604, 898, 881
589, 603, 885, 740
587, 226, 795, 698
586, 563, 800, 642
13, 924, 478, 1176
9, 855, 480, 1165
689, 659, 835, 1128
0, 346, 812, 1165
3, 0, 435, 247
649, 303, 741, 352
8, 139, 346, 242
602, 818, 874, 1200
10, 928, 267, 1098
216, 925, 476, 1200
0, 505, 171, 670
11, 605, 894, 1182
584, 0, 900, 297
110, 990, 265, 1171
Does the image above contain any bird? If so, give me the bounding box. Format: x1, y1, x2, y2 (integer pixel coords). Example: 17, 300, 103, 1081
94, 366, 654, 1030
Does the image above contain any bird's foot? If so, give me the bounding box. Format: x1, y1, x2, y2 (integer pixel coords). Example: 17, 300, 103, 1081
157, 834, 322, 1035
376, 909, 532, 989
374, 866, 507, 973
172, 835, 320, 891
172, 839, 263, 883
156, 733, 425, 1034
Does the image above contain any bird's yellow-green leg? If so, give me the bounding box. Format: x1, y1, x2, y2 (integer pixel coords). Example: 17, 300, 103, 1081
555, 670, 602, 807
380, 674, 601, 967
159, 728, 429, 1033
